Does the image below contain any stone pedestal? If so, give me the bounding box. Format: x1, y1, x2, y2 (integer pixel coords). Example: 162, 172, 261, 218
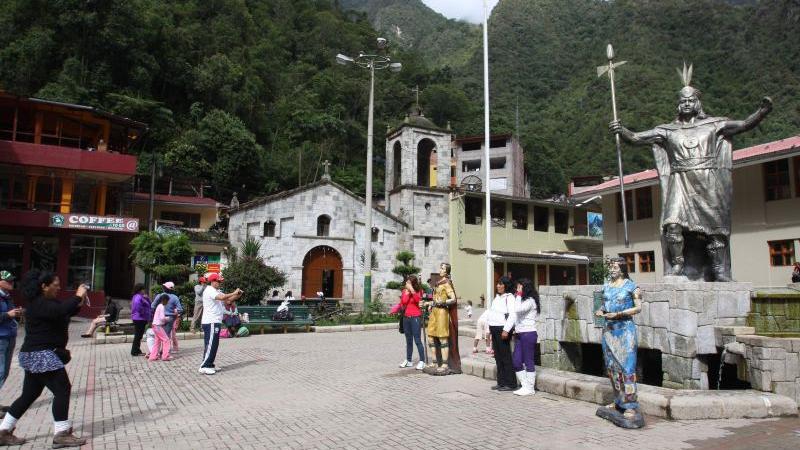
539, 282, 752, 390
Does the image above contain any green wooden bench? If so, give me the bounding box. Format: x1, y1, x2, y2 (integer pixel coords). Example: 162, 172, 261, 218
238, 305, 314, 333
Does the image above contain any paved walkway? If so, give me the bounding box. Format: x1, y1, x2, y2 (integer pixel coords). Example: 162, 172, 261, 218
0, 327, 798, 449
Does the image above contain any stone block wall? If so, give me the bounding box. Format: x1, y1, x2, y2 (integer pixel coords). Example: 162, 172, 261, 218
539, 282, 752, 389
747, 294, 800, 335
732, 335, 800, 405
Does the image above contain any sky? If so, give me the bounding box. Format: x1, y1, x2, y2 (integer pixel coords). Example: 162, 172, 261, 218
421, 0, 500, 24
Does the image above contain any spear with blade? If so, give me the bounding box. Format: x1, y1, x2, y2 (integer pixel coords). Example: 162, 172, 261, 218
597, 43, 630, 247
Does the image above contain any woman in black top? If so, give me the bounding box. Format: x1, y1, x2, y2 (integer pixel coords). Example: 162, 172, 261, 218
0, 270, 87, 447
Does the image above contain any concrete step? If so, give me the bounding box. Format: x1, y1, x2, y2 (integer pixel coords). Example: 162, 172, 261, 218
460, 356, 798, 420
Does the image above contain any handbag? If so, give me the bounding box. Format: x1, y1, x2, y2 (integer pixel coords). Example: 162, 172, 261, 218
398, 307, 406, 334
53, 347, 71, 365
272, 309, 294, 321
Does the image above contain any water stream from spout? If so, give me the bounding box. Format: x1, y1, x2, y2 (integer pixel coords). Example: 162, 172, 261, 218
717, 348, 727, 390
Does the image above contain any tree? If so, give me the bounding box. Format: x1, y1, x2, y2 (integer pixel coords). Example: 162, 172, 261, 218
222, 238, 287, 305
386, 251, 420, 289
130, 231, 194, 284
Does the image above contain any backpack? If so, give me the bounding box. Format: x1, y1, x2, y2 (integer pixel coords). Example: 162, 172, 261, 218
236, 327, 250, 337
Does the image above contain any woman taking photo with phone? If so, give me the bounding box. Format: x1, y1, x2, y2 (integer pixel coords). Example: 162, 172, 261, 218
0, 270, 87, 447
397, 275, 425, 370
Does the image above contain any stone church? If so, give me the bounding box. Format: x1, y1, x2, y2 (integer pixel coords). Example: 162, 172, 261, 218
227, 109, 452, 301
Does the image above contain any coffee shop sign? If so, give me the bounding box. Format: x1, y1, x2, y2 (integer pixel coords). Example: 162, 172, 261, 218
50, 213, 139, 233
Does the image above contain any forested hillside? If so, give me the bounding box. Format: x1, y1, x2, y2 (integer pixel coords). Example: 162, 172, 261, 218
1, 0, 798, 202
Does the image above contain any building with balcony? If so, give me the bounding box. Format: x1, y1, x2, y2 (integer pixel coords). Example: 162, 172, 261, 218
569, 135, 800, 287
126, 176, 227, 280
453, 134, 528, 197
0, 92, 146, 312
449, 191, 602, 302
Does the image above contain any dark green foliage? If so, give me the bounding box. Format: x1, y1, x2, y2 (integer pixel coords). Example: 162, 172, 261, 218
130, 231, 194, 283
221, 241, 287, 305
389, 251, 420, 285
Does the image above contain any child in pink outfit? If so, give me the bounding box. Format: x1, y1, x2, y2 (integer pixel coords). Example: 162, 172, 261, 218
149, 297, 172, 361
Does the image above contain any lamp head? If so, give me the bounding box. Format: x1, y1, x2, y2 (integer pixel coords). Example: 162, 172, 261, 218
389, 62, 402, 73
335, 53, 354, 66
376, 37, 388, 49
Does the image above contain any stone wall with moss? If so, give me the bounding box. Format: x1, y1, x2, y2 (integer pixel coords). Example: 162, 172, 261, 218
747, 293, 800, 336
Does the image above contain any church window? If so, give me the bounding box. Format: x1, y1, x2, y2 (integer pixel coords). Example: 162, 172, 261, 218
512, 203, 528, 230
371, 227, 379, 243
392, 142, 402, 189
635, 187, 653, 219
424, 237, 431, 256
465, 197, 482, 225
768, 240, 795, 266
554, 209, 569, 234
246, 222, 260, 239
424, 202, 431, 213
533, 206, 549, 232
764, 159, 790, 201
316, 215, 331, 237
263, 220, 276, 237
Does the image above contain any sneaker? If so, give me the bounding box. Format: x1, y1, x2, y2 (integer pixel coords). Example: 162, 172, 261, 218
399, 360, 413, 368
0, 429, 25, 445
199, 367, 216, 375
52, 427, 85, 448
415, 361, 425, 370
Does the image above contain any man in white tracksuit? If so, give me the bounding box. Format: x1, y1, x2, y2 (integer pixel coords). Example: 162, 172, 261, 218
199, 273, 242, 375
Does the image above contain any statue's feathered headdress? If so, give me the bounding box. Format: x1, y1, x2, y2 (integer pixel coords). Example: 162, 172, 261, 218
676, 62, 700, 98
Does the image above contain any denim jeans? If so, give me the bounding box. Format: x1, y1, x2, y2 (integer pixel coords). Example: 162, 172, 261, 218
0, 335, 16, 390
164, 316, 176, 337
403, 316, 425, 362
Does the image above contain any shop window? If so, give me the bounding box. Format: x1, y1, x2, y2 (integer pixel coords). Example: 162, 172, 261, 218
34, 176, 62, 212
619, 252, 636, 274
635, 187, 653, 219
548, 265, 576, 285
0, 105, 13, 141
31, 236, 58, 272
533, 206, 549, 232
768, 240, 795, 266
263, 220, 276, 237
71, 182, 94, 214
616, 190, 633, 222
14, 108, 35, 143
490, 138, 507, 148
573, 209, 588, 236
68, 236, 107, 291
639, 251, 655, 273
554, 209, 569, 234
512, 203, 528, 230
465, 196, 483, 225
764, 159, 790, 201
0, 235, 23, 278
491, 200, 506, 227
160, 211, 201, 229
317, 215, 331, 237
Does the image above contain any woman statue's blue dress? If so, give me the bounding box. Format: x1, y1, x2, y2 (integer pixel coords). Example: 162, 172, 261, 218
601, 278, 639, 411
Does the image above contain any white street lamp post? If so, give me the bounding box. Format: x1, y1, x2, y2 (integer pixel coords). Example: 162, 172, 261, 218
336, 39, 402, 309
483, 0, 494, 306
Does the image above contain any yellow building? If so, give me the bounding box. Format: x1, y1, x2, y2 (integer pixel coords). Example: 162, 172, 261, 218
570, 135, 800, 287
448, 191, 601, 302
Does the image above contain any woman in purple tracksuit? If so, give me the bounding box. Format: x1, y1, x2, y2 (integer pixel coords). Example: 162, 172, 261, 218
130, 284, 150, 357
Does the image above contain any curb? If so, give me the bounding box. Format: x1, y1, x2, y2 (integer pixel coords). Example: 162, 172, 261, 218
461, 357, 798, 420
314, 319, 473, 333
94, 331, 205, 345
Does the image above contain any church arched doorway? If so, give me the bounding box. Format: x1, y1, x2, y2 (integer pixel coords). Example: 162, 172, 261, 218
302, 246, 343, 299
417, 139, 437, 187
392, 141, 402, 189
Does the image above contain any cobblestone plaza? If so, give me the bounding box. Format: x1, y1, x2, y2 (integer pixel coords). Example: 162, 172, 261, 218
1, 327, 798, 449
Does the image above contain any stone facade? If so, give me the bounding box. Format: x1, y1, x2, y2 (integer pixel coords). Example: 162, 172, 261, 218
538, 282, 752, 389
228, 181, 418, 301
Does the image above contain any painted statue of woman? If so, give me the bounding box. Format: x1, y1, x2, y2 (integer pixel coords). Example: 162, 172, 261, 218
422, 263, 461, 375
594, 258, 644, 428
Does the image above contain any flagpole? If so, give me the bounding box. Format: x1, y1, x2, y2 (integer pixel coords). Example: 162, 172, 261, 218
483, 0, 493, 306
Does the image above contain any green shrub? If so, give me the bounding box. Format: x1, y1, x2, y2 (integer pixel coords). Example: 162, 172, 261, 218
385, 281, 403, 290
222, 242, 286, 305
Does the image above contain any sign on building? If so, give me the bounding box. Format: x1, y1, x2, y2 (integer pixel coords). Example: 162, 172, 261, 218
49, 213, 139, 233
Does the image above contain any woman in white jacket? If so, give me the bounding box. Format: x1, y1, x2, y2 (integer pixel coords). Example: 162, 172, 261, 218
511, 278, 539, 396
486, 276, 517, 391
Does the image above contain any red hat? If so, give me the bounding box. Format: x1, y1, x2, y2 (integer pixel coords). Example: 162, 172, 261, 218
207, 273, 224, 283
199, 276, 207, 283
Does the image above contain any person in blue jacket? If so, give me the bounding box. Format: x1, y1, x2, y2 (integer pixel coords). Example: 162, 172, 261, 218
0, 270, 21, 413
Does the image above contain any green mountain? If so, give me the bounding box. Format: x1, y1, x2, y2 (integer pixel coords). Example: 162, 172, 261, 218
338, 0, 481, 68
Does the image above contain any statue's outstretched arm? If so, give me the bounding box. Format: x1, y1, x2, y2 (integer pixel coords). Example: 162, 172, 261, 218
720, 97, 773, 137
609, 120, 664, 146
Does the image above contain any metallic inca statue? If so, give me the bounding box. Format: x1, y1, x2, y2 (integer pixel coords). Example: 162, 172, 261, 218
610, 64, 772, 281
